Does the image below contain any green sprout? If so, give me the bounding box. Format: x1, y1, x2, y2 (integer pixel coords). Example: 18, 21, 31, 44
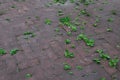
58, 10, 64, 16
23, 31, 35, 39
93, 58, 101, 64
109, 58, 119, 68
77, 33, 86, 40
95, 18, 100, 23
80, 26, 85, 30
71, 26, 77, 32
65, 39, 71, 44
107, 18, 114, 22
25, 73, 32, 78
68, 71, 73, 75
64, 63, 72, 70
55, 28, 60, 32
80, 0, 93, 5
100, 77, 106, 80
93, 23, 98, 27
64, 49, 74, 58
53, 0, 67, 4
59, 16, 77, 32
76, 66, 83, 70
107, 28, 113, 32
80, 9, 90, 16
111, 10, 117, 15
99, 53, 110, 60
86, 39, 95, 47
44, 18, 52, 25
59, 16, 71, 25
70, 0, 75, 3
67, 31, 72, 36
77, 34, 95, 47
96, 49, 110, 60
0, 48, 6, 55
71, 44, 75, 48
96, 49, 104, 54
10, 48, 19, 55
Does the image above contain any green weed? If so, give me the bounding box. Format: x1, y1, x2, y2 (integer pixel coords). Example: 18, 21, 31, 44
64, 49, 74, 58
0, 48, 6, 55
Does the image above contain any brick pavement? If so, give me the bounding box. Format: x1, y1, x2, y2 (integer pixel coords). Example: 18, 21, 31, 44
0, 0, 120, 80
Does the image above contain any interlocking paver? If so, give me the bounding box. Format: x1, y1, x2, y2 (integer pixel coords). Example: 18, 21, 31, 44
0, 0, 120, 80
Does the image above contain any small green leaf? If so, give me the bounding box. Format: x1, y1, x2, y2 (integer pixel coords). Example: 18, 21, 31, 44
107, 18, 114, 22
10, 48, 19, 55
93, 23, 98, 27
64, 63, 71, 70
71, 26, 77, 32
109, 58, 119, 68
93, 58, 101, 64
67, 31, 72, 36
100, 77, 106, 80
68, 71, 73, 75
76, 66, 83, 70
23, 31, 35, 39
64, 49, 74, 58
65, 39, 71, 44
0, 48, 6, 55
25, 73, 32, 78
107, 28, 113, 32
96, 49, 104, 54
99, 53, 110, 60
44, 18, 52, 25
77, 34, 95, 47
71, 44, 75, 48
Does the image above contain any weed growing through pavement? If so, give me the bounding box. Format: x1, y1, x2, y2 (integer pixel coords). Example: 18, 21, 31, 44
0, 48, 6, 55
68, 71, 73, 75
109, 58, 119, 68
65, 39, 71, 44
94, 49, 119, 68
64, 49, 74, 58
59, 16, 77, 32
71, 44, 75, 48
10, 48, 19, 55
44, 18, 52, 25
64, 63, 72, 70
79, 9, 91, 16
58, 9, 64, 16
53, 0, 67, 4
23, 31, 35, 39
77, 34, 95, 47
107, 18, 114, 22
96, 49, 110, 60
67, 31, 72, 36
93, 58, 101, 64
100, 77, 106, 80
76, 66, 83, 70
111, 10, 117, 15
107, 28, 113, 32
25, 73, 32, 78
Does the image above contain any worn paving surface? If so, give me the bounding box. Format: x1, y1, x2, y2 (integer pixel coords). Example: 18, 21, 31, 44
0, 0, 120, 80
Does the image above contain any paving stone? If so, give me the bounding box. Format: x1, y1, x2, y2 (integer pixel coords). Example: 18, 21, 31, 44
18, 58, 40, 70
50, 40, 64, 58
0, 59, 7, 71
5, 57, 18, 74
